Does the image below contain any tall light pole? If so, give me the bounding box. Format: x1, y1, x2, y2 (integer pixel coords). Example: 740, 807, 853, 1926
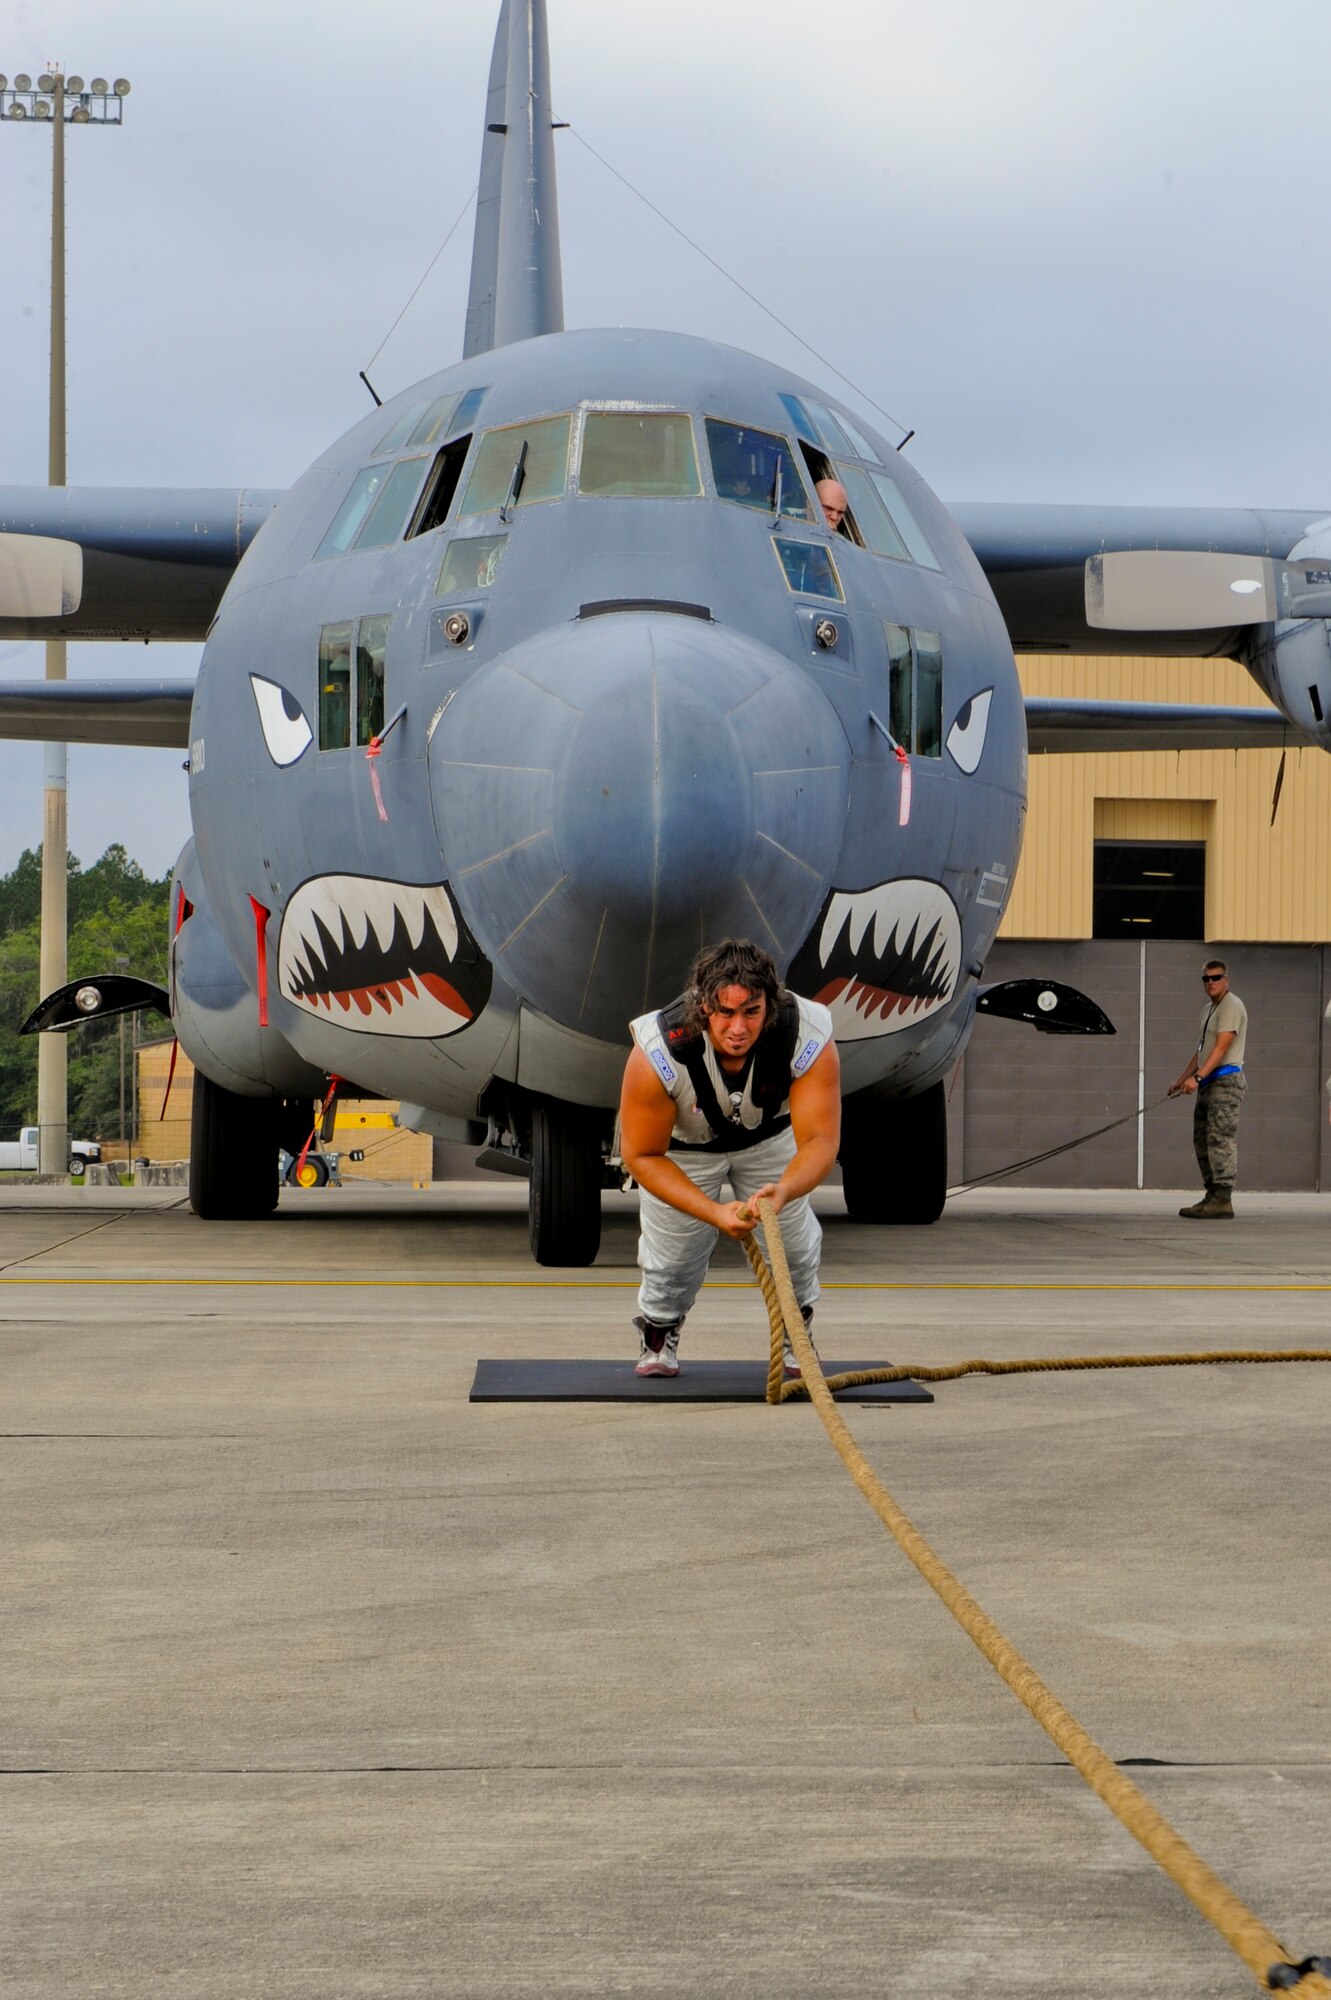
1, 70, 130, 1175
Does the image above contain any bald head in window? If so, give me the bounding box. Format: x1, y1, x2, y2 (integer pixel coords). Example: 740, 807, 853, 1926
816, 478, 849, 533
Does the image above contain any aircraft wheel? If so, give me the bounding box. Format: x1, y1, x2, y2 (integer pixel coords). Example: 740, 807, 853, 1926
528, 1100, 602, 1266
840, 1082, 947, 1225
189, 1071, 281, 1220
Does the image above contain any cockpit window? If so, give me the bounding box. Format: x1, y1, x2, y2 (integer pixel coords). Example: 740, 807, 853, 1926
318, 621, 354, 746
866, 467, 940, 570
578, 413, 701, 497
438, 534, 507, 594
887, 624, 943, 758
780, 391, 883, 466
834, 411, 883, 463
773, 537, 843, 601
315, 467, 388, 559
354, 456, 430, 549
375, 400, 431, 456
402, 393, 459, 450
459, 415, 572, 516
319, 615, 392, 749
835, 464, 910, 561
705, 419, 810, 519
314, 458, 429, 560
356, 615, 390, 743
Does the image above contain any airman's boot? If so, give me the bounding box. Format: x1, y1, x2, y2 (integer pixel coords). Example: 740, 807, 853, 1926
1181, 1188, 1234, 1219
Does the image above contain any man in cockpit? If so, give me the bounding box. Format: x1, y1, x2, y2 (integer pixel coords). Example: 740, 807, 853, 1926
816, 477, 850, 533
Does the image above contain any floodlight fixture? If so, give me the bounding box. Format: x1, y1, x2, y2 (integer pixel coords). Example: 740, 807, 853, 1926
113, 78, 130, 96
70, 104, 89, 123
0, 74, 7, 90
65, 74, 83, 92
91, 76, 107, 93
14, 71, 31, 89
34, 98, 51, 118
38, 72, 54, 90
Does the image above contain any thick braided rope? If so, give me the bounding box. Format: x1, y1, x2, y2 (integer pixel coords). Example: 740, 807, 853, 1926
741, 1197, 1331, 1997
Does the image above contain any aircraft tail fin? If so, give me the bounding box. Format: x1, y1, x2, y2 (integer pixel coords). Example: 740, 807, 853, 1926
463, 0, 565, 358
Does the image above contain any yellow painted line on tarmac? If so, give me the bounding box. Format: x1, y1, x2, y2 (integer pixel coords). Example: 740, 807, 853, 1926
1, 1274, 1331, 1294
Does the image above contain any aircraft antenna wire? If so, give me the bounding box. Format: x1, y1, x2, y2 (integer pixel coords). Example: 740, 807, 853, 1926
563, 125, 914, 447
360, 186, 479, 390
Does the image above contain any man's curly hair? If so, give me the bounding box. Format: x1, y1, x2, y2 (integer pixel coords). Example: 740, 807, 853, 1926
682, 938, 784, 1036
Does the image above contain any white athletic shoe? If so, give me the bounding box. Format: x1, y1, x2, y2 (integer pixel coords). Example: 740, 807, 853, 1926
634, 1316, 682, 1377
782, 1307, 819, 1379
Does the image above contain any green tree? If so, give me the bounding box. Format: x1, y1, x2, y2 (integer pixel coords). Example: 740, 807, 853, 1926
0, 846, 172, 1138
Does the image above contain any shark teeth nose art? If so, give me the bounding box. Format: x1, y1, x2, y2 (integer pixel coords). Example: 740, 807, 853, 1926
787, 877, 962, 1040
277, 875, 492, 1038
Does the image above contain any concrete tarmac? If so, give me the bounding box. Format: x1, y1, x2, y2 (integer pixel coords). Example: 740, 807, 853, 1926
4, 1182, 1330, 1998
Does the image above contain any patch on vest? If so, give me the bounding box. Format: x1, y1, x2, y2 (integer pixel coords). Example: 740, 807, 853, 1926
650, 1048, 677, 1085
792, 1035, 822, 1077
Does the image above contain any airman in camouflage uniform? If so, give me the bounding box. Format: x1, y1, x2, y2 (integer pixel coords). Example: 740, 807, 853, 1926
1168, 959, 1247, 1219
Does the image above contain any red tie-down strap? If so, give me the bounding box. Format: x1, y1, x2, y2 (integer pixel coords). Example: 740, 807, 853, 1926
895, 743, 912, 827
294, 1075, 342, 1185
248, 896, 271, 1026
365, 703, 408, 824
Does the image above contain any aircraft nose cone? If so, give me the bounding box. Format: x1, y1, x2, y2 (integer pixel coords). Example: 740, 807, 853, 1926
553, 631, 754, 920
430, 613, 849, 1039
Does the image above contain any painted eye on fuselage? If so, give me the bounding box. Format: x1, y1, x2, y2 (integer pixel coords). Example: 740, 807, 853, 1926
250, 674, 313, 767
945, 687, 994, 774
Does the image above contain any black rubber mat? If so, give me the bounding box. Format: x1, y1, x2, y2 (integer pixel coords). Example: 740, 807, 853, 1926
470, 1359, 933, 1403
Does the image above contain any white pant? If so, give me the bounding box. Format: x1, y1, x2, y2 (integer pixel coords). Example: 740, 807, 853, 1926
636, 1127, 823, 1326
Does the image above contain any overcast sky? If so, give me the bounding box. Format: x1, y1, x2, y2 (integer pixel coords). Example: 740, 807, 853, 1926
2, 0, 1329, 877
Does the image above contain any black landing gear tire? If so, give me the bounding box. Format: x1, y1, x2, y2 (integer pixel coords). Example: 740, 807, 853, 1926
840, 1082, 947, 1225
188, 1072, 281, 1220
528, 1100, 602, 1267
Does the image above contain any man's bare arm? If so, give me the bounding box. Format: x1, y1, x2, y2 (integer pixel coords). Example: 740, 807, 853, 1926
618, 1046, 759, 1238
747, 1041, 842, 1215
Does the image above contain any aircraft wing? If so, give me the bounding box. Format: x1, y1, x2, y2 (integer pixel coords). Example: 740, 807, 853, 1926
0, 487, 281, 641
1024, 696, 1312, 754
951, 502, 1328, 656
0, 678, 194, 748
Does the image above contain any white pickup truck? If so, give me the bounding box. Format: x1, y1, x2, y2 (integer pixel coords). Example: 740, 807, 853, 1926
0, 1127, 103, 1175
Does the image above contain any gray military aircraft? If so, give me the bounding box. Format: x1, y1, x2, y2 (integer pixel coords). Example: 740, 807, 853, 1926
2, 0, 1329, 1262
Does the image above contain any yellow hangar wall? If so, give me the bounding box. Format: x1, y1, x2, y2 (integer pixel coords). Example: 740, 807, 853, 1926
1000, 655, 1331, 942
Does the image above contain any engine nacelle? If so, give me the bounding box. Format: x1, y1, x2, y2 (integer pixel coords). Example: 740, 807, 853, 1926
1242, 517, 1331, 739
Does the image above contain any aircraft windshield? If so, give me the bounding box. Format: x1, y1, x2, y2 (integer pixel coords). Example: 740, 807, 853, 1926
705, 420, 809, 519
578, 413, 701, 497
773, 538, 842, 601
460, 415, 572, 515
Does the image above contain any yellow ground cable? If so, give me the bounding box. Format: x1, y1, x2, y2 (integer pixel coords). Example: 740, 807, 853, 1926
741, 1196, 1331, 1997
